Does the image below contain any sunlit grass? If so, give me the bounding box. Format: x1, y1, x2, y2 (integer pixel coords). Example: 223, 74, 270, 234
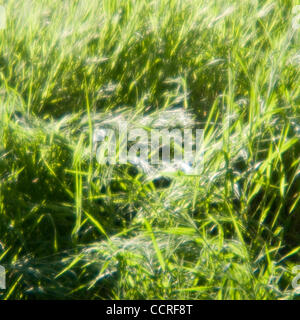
0, 0, 299, 299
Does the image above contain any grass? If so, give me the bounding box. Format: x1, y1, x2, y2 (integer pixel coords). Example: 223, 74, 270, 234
0, 0, 299, 299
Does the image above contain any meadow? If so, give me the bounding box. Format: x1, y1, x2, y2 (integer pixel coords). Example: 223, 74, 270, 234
0, 0, 299, 299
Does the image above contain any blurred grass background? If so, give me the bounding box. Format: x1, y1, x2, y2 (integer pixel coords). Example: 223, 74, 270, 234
0, 0, 299, 299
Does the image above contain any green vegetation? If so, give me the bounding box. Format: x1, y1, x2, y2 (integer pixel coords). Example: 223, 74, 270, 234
0, 0, 299, 299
